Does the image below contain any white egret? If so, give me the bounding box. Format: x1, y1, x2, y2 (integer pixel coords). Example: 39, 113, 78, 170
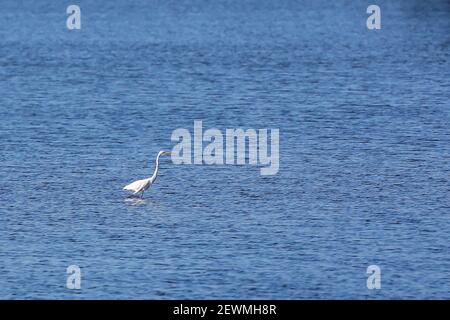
123, 150, 173, 198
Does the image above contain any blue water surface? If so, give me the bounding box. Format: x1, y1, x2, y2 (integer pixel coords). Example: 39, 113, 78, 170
0, 0, 450, 299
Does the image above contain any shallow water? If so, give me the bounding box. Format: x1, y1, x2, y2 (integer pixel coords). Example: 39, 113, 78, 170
0, 0, 450, 299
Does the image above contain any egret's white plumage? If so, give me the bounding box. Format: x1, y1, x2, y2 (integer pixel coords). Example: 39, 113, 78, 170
123, 150, 172, 198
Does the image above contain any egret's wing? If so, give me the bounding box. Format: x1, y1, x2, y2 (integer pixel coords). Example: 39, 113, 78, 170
123, 179, 147, 193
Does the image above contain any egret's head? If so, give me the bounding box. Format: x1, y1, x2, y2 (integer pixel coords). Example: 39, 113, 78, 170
158, 150, 173, 157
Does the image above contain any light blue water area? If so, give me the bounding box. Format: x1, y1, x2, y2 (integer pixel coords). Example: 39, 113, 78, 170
0, 0, 450, 299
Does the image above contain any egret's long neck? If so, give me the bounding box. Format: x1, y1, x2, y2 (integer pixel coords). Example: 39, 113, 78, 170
151, 153, 163, 180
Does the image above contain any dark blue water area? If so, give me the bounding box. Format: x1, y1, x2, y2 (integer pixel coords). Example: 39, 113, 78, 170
0, 0, 449, 299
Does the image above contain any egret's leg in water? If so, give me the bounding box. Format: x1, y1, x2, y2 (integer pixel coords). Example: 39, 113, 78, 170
141, 190, 145, 199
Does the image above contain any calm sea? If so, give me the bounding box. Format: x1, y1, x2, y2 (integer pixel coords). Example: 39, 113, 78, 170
0, 0, 450, 299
